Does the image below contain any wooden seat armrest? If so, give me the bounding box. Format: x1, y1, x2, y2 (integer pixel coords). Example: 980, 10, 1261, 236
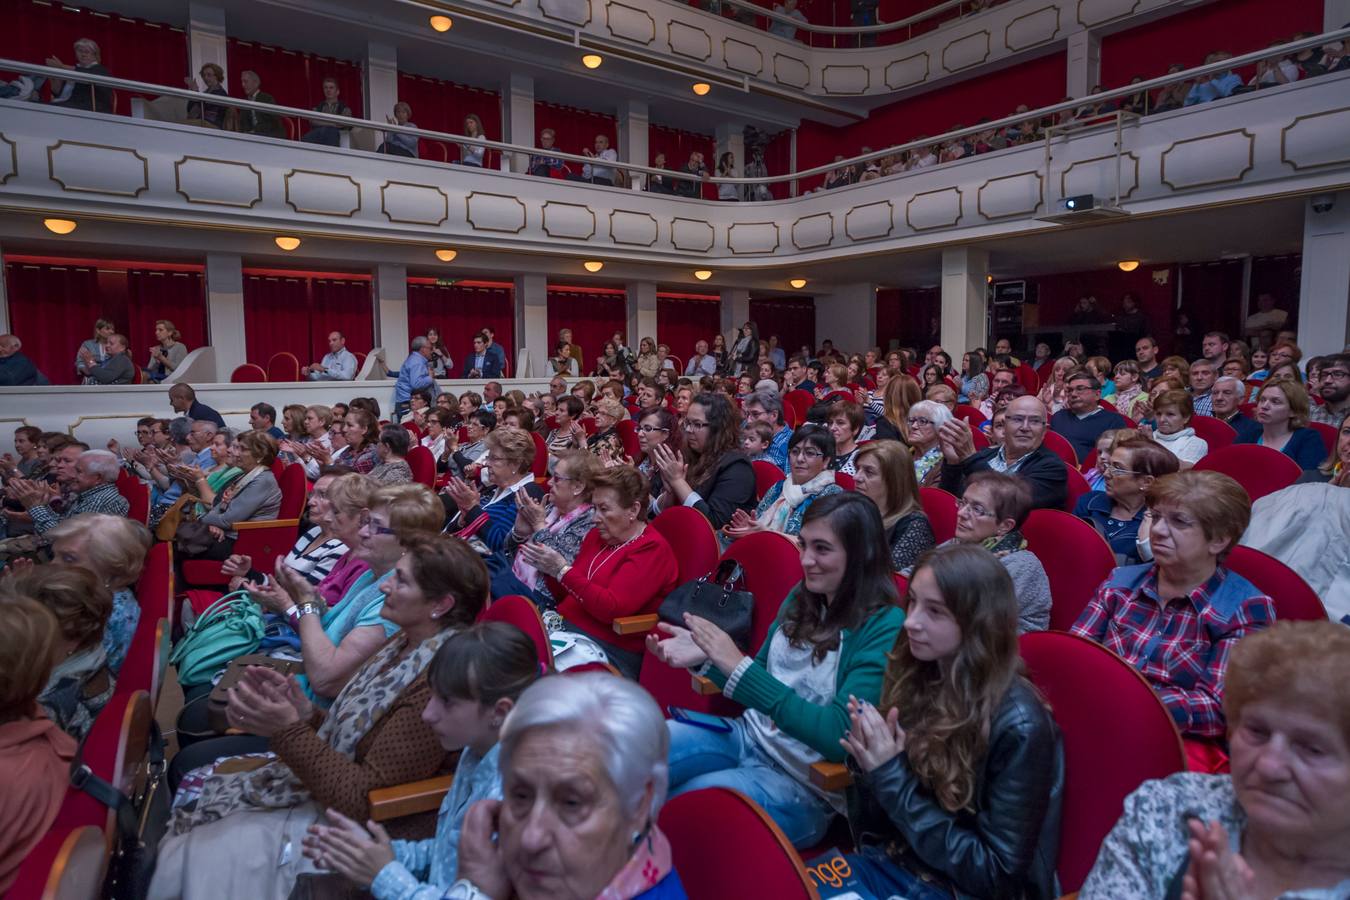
809, 762, 852, 791
368, 774, 456, 822
612, 614, 659, 635
690, 674, 720, 695
234, 518, 302, 531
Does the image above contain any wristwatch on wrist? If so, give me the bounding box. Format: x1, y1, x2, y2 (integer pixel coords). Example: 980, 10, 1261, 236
296, 600, 325, 619
557, 564, 572, 582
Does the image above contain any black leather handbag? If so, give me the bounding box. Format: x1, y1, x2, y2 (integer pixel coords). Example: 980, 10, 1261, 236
657, 559, 754, 648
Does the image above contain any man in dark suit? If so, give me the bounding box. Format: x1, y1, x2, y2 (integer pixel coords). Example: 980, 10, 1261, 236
1211, 376, 1262, 443
461, 333, 503, 379
236, 70, 285, 139
938, 396, 1068, 511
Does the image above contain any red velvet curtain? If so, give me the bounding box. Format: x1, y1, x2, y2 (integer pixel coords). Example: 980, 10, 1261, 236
750, 297, 815, 358
408, 282, 515, 367
242, 273, 373, 368
1247, 255, 1301, 330
396, 72, 502, 165
876, 288, 939, 350
225, 37, 363, 141
1028, 265, 1179, 354
762, 129, 793, 200
1099, 0, 1323, 88
1, 0, 188, 106
547, 289, 626, 369
1178, 261, 1246, 351
3, 260, 206, 384
533, 101, 618, 160
657, 295, 721, 359
649, 124, 716, 200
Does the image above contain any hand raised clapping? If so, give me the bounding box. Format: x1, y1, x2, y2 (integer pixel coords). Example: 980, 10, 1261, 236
839, 694, 906, 773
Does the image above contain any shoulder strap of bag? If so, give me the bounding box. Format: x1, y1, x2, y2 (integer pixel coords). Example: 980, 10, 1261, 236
70, 719, 165, 840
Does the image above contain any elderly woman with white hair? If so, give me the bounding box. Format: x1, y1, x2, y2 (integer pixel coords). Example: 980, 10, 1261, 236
44, 37, 113, 113
907, 399, 953, 487
445, 672, 686, 899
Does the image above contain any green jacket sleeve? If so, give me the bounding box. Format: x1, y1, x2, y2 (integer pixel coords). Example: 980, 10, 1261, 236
707, 596, 905, 762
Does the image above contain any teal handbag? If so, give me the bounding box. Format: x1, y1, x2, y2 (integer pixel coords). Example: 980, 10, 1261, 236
169, 591, 265, 688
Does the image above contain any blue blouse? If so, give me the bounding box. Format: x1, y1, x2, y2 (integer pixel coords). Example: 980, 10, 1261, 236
1074, 492, 1144, 564
104, 588, 140, 675
296, 567, 398, 705
1243, 427, 1326, 471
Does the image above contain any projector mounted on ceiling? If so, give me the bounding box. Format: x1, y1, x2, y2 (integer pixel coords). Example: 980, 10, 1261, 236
1036, 194, 1130, 224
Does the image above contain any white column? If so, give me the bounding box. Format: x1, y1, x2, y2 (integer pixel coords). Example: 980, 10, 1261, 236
720, 288, 750, 346
1297, 192, 1350, 357
374, 264, 409, 367
1327, 0, 1350, 29
187, 2, 228, 80
789, 128, 798, 198
941, 247, 990, 354
501, 73, 535, 174
616, 99, 649, 189
514, 274, 549, 376
815, 283, 877, 353
205, 252, 245, 379
625, 281, 658, 347
1066, 27, 1102, 98
367, 41, 398, 125
715, 122, 745, 192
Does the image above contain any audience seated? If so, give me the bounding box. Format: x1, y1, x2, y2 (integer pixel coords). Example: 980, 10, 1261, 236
500, 449, 598, 609
1081, 621, 1350, 899
907, 399, 951, 487
1075, 436, 1180, 564
151, 533, 487, 899
176, 431, 282, 562
1309, 353, 1350, 425
47, 513, 149, 674
443, 428, 545, 552
1210, 375, 1262, 442
724, 425, 841, 543
370, 424, 414, 486
231, 69, 285, 138
0, 334, 44, 385
1238, 378, 1325, 470
303, 331, 357, 381
831, 543, 1062, 899
649, 392, 756, 530
9, 447, 129, 538
1146, 390, 1209, 467
0, 596, 77, 894
1050, 371, 1129, 462
938, 396, 1068, 510
378, 102, 419, 157
184, 62, 228, 128
144, 319, 188, 383
850, 440, 936, 575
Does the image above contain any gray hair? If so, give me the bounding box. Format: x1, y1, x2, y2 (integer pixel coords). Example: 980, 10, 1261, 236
411, 336, 429, 351
0, 334, 20, 350
393, 101, 412, 117
79, 449, 121, 483
168, 416, 192, 446
499, 673, 669, 820
1214, 375, 1244, 392
744, 389, 784, 423
910, 399, 954, 428
190, 419, 218, 436
73, 38, 100, 59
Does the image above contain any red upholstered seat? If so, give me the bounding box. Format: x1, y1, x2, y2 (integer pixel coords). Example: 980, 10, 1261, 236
402, 421, 423, 441
1019, 632, 1187, 893
266, 351, 300, 382
1190, 415, 1237, 451
1308, 421, 1338, 455
1193, 444, 1301, 501
784, 389, 815, 422
651, 505, 720, 586
955, 404, 985, 426
1224, 546, 1327, 621
1023, 509, 1117, 631
659, 788, 816, 900
54, 691, 153, 841
230, 363, 267, 383
1062, 463, 1092, 514
115, 470, 149, 525
615, 418, 641, 460
118, 617, 170, 703
1041, 430, 1079, 468
834, 471, 855, 491
752, 460, 786, 501
6, 825, 108, 900
406, 445, 435, 488
479, 595, 553, 670
720, 531, 803, 653
918, 487, 958, 543
135, 542, 173, 629
278, 463, 307, 519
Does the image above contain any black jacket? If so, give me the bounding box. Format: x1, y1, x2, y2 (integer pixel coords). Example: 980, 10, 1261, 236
939, 444, 1068, 511
846, 678, 1064, 900
687, 451, 757, 530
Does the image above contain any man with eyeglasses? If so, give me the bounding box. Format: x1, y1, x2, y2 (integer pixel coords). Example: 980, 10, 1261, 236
936, 395, 1067, 511
783, 356, 815, 394
1309, 353, 1350, 425
742, 389, 792, 470
1210, 376, 1261, 443
1049, 371, 1128, 462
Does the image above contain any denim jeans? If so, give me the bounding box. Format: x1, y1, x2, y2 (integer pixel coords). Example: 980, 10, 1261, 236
666, 716, 834, 848
817, 845, 952, 900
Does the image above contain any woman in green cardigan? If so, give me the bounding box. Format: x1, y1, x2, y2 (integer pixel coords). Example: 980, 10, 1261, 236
647, 492, 905, 848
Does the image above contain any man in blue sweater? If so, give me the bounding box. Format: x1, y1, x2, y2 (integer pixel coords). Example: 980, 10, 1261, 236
395, 337, 440, 418
1050, 371, 1128, 461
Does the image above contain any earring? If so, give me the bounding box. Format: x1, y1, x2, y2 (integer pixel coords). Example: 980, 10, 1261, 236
430, 612, 440, 619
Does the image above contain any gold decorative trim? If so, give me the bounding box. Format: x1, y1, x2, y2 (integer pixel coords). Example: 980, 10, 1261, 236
722, 36, 764, 76
1059, 152, 1140, 200
790, 211, 834, 250
667, 20, 713, 61
466, 191, 528, 234
0, 133, 16, 184
885, 52, 930, 90
727, 221, 781, 255
844, 200, 895, 242
941, 30, 991, 74
539, 0, 592, 28
608, 209, 659, 247
976, 170, 1044, 220
821, 65, 872, 95
670, 216, 715, 252
46, 140, 149, 197
605, 0, 656, 44
174, 155, 263, 208
1076, 0, 1140, 29
380, 180, 450, 226
1280, 106, 1350, 171
905, 187, 964, 231
772, 52, 810, 89
284, 169, 361, 217
541, 200, 598, 240
1003, 4, 1060, 52
1160, 129, 1255, 191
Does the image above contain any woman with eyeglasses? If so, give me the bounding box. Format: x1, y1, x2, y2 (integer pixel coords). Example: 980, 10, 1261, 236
939, 472, 1050, 633
907, 400, 953, 487
442, 429, 546, 554
1075, 437, 1179, 565
500, 450, 599, 610
635, 408, 679, 516
723, 426, 843, 543
649, 392, 757, 529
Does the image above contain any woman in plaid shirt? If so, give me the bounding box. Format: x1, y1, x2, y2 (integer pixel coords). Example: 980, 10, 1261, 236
1070, 470, 1276, 772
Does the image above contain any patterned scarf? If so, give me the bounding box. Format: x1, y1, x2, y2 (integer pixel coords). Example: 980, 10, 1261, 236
763, 470, 836, 533
169, 629, 455, 835
596, 827, 676, 900
982, 530, 1027, 558
914, 446, 943, 484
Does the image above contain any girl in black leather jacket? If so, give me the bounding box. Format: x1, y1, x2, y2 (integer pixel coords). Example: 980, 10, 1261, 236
832, 543, 1064, 900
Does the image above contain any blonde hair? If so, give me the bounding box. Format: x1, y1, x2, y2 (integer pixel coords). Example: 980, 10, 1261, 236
371, 483, 444, 541
0, 596, 61, 720
855, 441, 922, 522
48, 513, 151, 589
2, 565, 111, 653
326, 472, 376, 517
1255, 378, 1312, 430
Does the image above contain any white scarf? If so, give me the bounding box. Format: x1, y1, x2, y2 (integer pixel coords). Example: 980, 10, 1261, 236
763, 469, 836, 533
1154, 426, 1196, 445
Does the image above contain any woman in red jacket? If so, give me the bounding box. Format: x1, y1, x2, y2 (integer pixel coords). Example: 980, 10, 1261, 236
519, 465, 678, 678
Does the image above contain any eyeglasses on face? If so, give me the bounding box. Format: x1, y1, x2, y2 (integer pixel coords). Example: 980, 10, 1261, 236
1103, 464, 1143, 478
906, 417, 934, 428
955, 498, 994, 518
789, 446, 825, 460
682, 420, 710, 431
358, 513, 398, 536
637, 425, 668, 433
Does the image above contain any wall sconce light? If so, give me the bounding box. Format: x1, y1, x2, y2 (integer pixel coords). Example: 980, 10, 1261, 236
43, 218, 77, 235
789, 278, 807, 289
582, 54, 603, 69
429, 15, 453, 32
435, 249, 458, 262
1117, 260, 1140, 272
583, 260, 604, 272
691, 82, 711, 96
274, 236, 301, 251
693, 269, 713, 281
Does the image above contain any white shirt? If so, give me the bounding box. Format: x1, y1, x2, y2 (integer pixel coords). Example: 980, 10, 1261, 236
582, 148, 618, 182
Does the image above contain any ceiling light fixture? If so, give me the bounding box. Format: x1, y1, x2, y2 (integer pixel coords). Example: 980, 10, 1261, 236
691, 82, 711, 96
581, 54, 603, 69
693, 269, 712, 281
789, 278, 807, 289
986, 274, 994, 283
42, 218, 77, 235
583, 260, 604, 272
1117, 259, 1140, 272
274, 236, 301, 251
428, 15, 453, 32
435, 248, 458, 262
